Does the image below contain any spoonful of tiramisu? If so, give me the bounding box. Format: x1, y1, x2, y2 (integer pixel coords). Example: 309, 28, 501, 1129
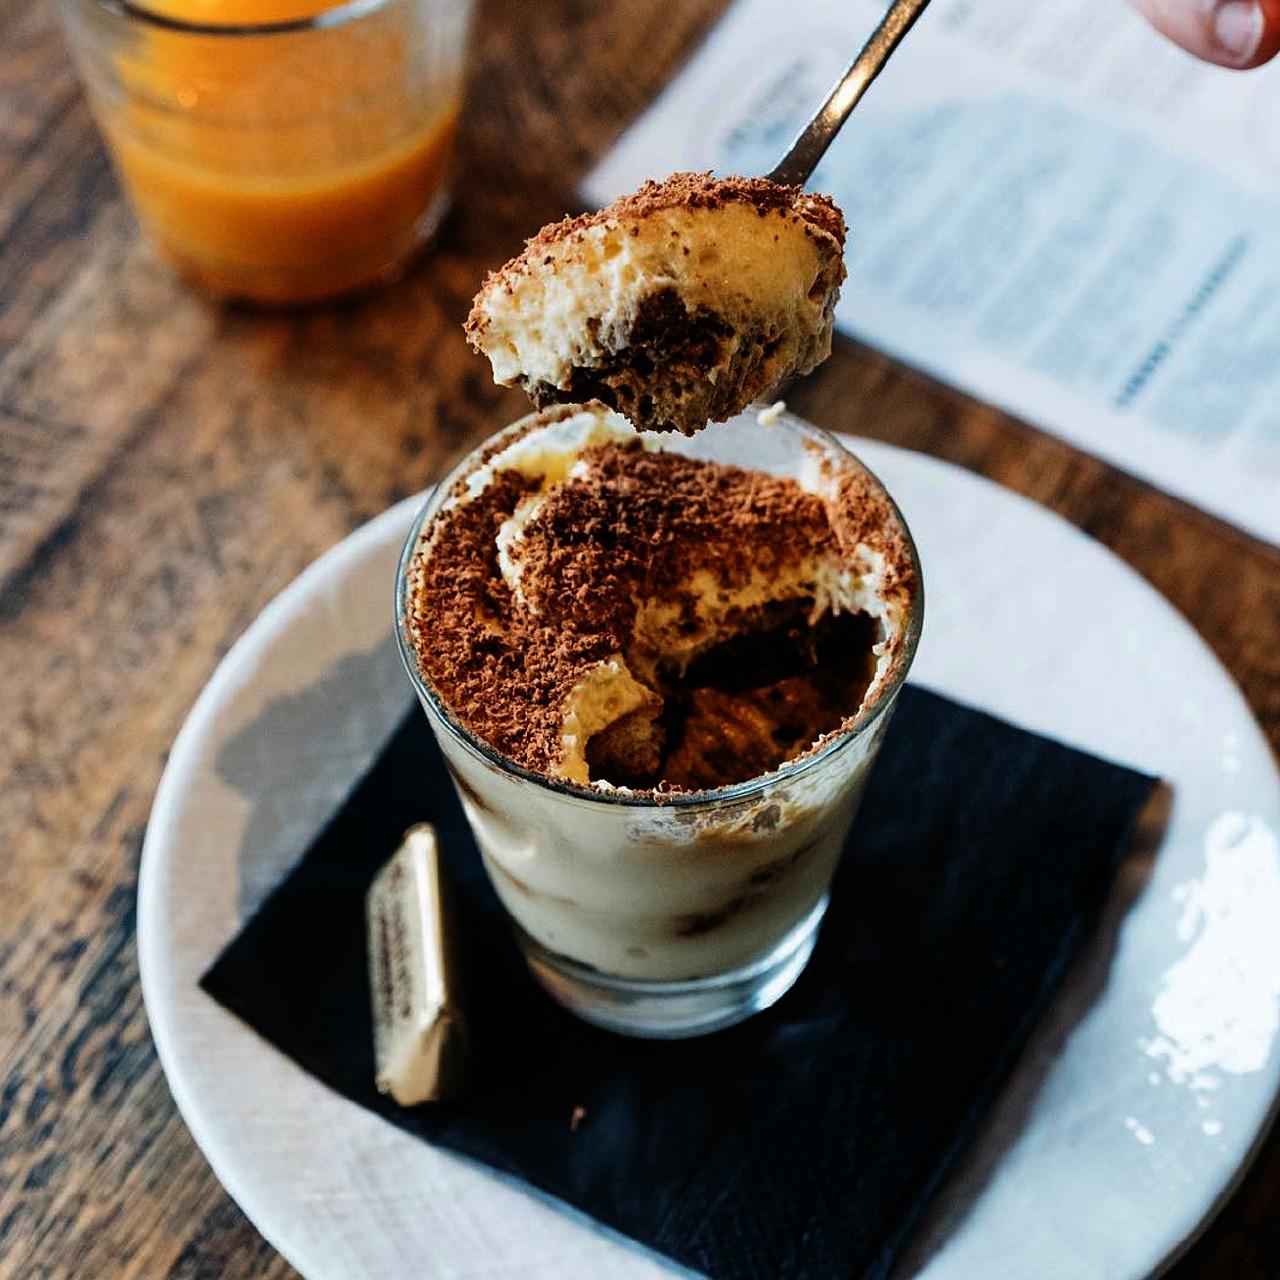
465, 0, 930, 435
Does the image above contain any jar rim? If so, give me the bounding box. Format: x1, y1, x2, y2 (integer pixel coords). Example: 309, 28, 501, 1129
87, 0, 398, 38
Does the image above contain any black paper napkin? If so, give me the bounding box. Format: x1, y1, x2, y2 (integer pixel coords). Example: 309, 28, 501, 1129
202, 685, 1156, 1280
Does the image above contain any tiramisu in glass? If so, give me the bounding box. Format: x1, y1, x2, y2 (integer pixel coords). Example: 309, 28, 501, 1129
396, 174, 922, 1036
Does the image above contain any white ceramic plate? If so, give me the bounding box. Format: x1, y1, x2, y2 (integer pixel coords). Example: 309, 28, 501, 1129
139, 436, 1280, 1280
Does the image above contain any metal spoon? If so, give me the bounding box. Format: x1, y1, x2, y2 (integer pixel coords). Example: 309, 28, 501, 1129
768, 0, 932, 188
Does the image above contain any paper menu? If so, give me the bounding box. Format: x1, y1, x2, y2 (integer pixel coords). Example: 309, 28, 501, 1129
583, 0, 1280, 546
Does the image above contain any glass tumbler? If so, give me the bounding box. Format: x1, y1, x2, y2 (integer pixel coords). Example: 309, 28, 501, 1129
396, 411, 923, 1038
58, 0, 473, 304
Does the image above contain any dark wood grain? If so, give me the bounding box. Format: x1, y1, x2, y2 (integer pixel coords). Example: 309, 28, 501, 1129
0, 0, 1276, 1276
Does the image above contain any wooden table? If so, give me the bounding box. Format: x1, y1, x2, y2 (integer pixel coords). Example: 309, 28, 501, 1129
1, 0, 1277, 1274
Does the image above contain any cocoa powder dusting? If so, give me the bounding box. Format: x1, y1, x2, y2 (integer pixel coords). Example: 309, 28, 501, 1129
404, 430, 916, 791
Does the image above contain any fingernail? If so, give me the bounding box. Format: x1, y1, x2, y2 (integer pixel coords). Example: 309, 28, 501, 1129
1213, 0, 1265, 62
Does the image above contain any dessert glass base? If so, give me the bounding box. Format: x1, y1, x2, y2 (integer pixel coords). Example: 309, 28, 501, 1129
518, 895, 826, 1038
149, 185, 453, 307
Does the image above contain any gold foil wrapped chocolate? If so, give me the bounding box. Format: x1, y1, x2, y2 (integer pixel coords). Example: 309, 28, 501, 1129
366, 824, 468, 1104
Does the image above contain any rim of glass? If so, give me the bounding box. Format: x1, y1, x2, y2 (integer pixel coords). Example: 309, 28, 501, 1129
394, 408, 925, 810
87, 0, 396, 37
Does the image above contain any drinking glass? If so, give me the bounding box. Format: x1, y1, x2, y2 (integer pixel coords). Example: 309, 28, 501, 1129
59, 0, 472, 304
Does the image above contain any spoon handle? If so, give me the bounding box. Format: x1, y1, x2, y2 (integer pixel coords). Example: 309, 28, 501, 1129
767, 0, 931, 188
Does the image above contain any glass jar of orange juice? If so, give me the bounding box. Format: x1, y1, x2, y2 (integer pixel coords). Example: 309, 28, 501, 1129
59, 0, 471, 304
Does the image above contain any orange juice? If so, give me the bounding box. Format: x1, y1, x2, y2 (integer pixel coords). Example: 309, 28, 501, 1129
108, 105, 458, 303
66, 0, 469, 303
